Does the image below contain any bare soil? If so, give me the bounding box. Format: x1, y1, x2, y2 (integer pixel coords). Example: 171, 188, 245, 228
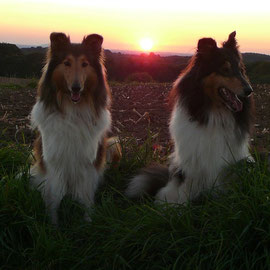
0, 77, 269, 153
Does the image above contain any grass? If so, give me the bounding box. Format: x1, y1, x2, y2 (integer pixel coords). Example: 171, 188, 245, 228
0, 83, 23, 90
26, 78, 38, 89
0, 77, 38, 90
0, 134, 270, 269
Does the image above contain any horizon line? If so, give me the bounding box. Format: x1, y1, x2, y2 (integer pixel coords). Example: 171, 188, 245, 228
1, 42, 269, 57
1, 40, 270, 57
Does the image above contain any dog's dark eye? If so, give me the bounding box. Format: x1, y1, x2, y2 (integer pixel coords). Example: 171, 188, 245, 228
64, 61, 71, 67
82, 62, 88, 67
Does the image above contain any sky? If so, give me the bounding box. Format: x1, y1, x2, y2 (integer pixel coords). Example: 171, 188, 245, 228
1, 0, 270, 54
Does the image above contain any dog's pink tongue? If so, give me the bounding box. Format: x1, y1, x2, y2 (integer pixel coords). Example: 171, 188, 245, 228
230, 95, 243, 112
71, 92, 80, 102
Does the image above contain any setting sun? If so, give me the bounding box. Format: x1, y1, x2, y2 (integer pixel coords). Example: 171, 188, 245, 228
139, 38, 154, 52
0, 0, 269, 54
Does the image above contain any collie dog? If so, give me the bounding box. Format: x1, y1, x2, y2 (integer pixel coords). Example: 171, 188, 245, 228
126, 32, 254, 204
30, 32, 121, 224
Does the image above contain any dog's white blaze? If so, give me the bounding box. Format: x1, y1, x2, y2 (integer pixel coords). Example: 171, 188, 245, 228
156, 103, 251, 204
30, 101, 111, 223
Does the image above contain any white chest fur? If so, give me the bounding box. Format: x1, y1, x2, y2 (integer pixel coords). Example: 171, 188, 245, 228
31, 101, 111, 177
30, 101, 111, 224
169, 104, 250, 184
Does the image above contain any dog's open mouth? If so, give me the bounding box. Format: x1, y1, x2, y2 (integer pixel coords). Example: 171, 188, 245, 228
71, 92, 81, 103
219, 87, 243, 112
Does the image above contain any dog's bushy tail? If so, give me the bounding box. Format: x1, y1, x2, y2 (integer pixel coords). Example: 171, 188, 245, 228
126, 164, 169, 198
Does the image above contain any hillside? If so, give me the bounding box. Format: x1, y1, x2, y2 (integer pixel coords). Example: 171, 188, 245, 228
1, 43, 270, 83
243, 52, 270, 63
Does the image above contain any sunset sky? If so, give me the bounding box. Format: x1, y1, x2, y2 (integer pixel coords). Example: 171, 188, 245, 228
1, 0, 270, 54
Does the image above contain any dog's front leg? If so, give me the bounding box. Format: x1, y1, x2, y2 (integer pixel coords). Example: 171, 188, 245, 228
44, 177, 66, 225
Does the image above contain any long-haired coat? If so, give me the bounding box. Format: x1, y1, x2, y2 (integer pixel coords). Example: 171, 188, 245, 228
30, 33, 120, 224
126, 32, 254, 203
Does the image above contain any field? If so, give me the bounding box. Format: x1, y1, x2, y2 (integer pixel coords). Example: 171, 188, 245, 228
0, 77, 270, 151
1, 77, 270, 269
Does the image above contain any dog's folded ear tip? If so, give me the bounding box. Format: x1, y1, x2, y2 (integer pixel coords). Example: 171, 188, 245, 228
229, 31, 236, 38
50, 32, 70, 47
227, 31, 237, 42
223, 31, 238, 49
50, 32, 66, 40
82, 34, 103, 54
197, 38, 217, 53
83, 34, 103, 44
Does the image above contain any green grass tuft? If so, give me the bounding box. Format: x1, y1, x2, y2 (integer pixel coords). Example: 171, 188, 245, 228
26, 79, 38, 89
0, 140, 30, 177
0, 136, 270, 269
0, 83, 23, 90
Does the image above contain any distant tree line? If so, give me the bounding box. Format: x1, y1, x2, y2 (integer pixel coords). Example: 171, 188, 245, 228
0, 43, 270, 83
245, 61, 270, 83
105, 51, 190, 82
0, 43, 44, 78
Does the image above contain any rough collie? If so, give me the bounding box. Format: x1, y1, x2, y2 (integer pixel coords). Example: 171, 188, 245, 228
30, 32, 121, 224
126, 32, 255, 203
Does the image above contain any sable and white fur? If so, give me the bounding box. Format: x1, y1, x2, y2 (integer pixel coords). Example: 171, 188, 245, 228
156, 105, 251, 203
126, 32, 254, 204
31, 102, 110, 222
30, 32, 115, 224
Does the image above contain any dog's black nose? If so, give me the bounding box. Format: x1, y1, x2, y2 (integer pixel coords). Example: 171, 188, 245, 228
71, 82, 81, 93
244, 86, 253, 97
239, 74, 253, 97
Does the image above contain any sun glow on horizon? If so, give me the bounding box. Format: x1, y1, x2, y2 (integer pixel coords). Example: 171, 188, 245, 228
139, 38, 154, 52
0, 0, 270, 54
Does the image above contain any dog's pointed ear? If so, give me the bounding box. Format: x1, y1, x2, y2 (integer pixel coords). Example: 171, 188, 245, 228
223, 31, 237, 49
82, 34, 103, 55
197, 38, 217, 54
50, 32, 70, 52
